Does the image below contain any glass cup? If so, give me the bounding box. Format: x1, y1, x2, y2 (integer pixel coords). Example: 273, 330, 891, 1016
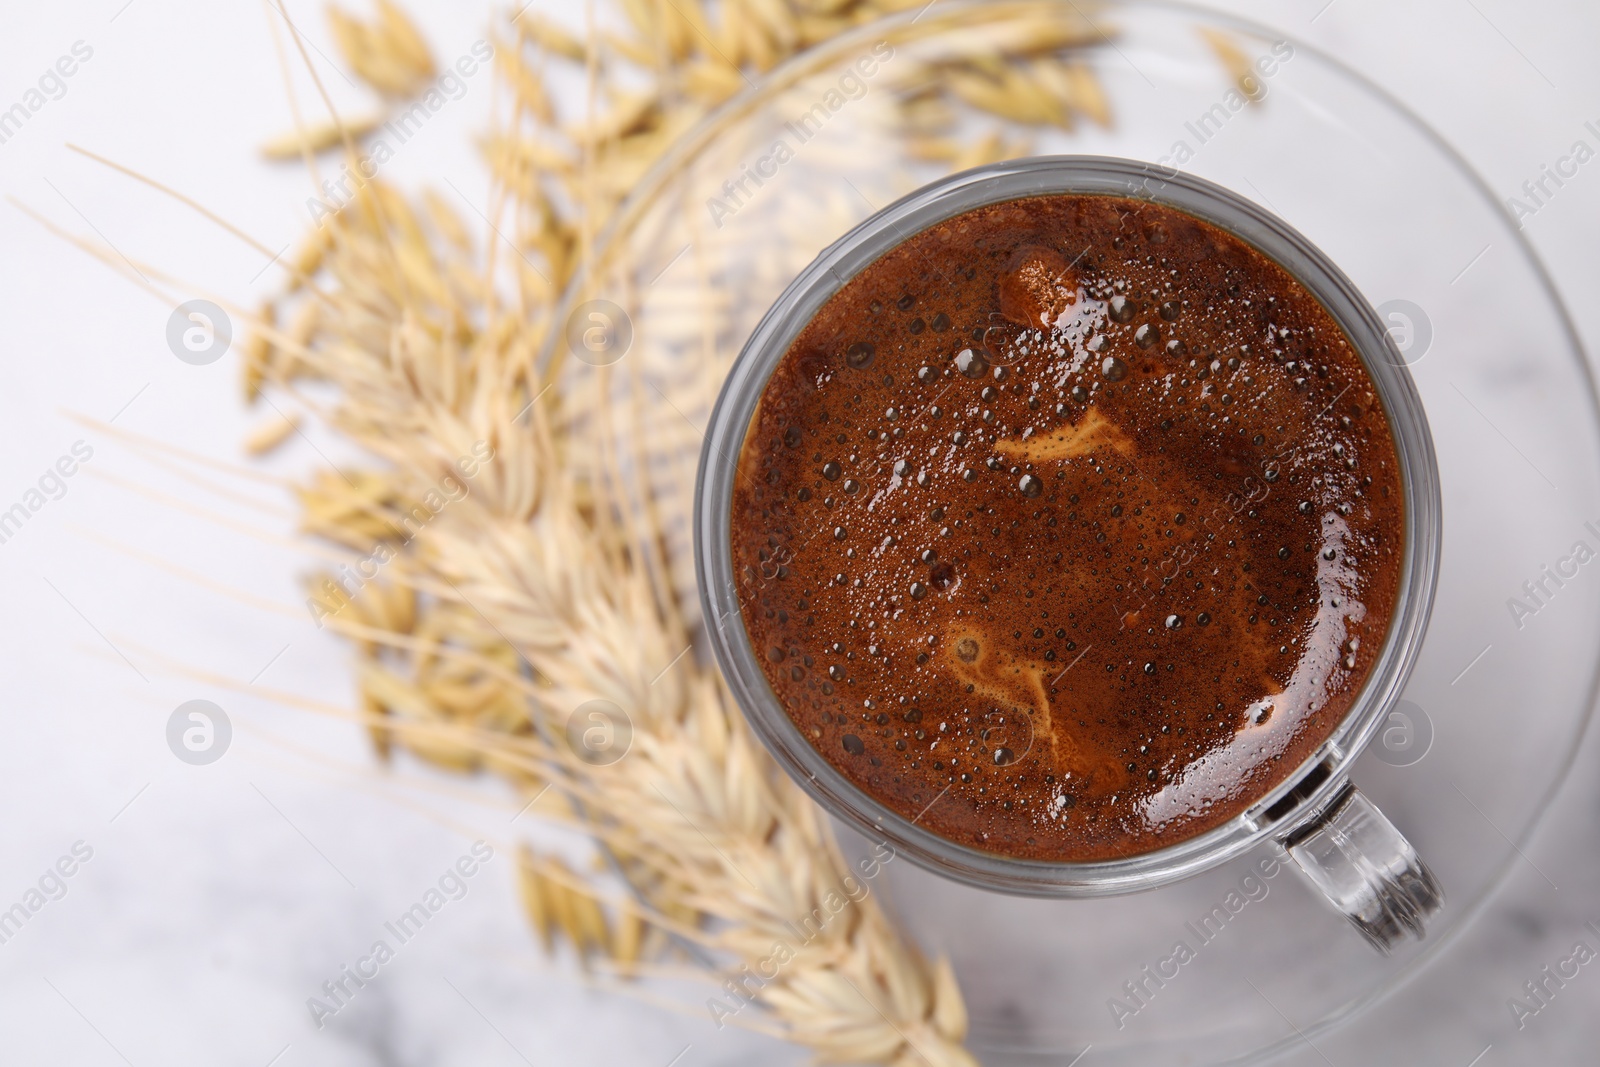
693, 156, 1443, 953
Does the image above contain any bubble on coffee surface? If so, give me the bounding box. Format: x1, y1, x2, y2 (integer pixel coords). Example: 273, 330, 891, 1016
955, 347, 989, 379
845, 341, 878, 369
997, 245, 1080, 329
730, 193, 1403, 862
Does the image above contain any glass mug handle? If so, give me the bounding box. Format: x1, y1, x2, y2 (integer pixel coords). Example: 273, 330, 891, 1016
1280, 781, 1444, 953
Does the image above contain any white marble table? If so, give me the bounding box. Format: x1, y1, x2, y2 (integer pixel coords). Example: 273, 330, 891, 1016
0, 1, 1595, 1064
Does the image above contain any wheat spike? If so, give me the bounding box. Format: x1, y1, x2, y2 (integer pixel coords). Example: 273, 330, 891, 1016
233, 1, 1123, 1062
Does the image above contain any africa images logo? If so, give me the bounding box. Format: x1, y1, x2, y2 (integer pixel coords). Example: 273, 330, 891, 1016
307, 842, 494, 1029
704, 41, 895, 229
304, 41, 494, 226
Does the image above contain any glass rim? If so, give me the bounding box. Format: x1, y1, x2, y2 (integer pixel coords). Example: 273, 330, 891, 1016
694, 154, 1442, 896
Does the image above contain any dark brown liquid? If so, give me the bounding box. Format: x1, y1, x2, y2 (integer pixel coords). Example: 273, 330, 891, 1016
730, 194, 1403, 862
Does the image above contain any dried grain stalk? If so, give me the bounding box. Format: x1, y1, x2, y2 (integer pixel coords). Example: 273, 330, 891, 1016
247, 2, 1125, 1063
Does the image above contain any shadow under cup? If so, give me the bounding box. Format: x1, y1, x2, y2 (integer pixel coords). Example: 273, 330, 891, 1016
694, 156, 1443, 952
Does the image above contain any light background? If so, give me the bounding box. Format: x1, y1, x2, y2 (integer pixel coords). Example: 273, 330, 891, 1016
0, 1, 1596, 1064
